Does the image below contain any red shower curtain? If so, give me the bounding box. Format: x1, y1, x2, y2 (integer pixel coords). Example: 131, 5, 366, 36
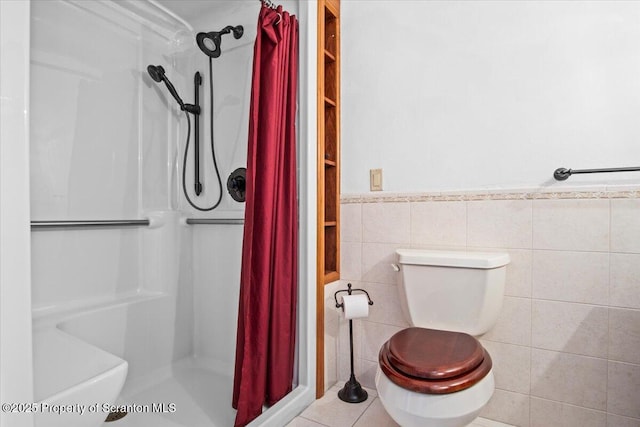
232, 5, 298, 427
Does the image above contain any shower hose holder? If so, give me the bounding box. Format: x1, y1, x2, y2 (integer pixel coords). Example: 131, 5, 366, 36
334, 283, 373, 403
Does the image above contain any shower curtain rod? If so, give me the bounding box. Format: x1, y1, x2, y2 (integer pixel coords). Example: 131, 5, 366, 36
260, 0, 277, 9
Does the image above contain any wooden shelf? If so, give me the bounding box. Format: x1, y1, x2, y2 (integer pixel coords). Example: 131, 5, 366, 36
317, 0, 340, 399
324, 270, 340, 283
324, 97, 336, 107
324, 49, 336, 62
318, 0, 340, 288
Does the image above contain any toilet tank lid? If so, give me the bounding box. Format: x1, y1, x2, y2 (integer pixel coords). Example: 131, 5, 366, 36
396, 248, 510, 269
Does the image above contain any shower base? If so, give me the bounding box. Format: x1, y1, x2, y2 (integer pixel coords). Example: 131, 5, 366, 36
101, 357, 235, 427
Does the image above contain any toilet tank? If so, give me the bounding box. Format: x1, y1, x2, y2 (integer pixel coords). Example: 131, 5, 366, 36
395, 249, 510, 336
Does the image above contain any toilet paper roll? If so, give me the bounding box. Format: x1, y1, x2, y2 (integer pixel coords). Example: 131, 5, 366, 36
342, 294, 370, 319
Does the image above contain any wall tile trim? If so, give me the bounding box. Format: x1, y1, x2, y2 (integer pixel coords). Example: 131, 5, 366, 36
342, 187, 640, 204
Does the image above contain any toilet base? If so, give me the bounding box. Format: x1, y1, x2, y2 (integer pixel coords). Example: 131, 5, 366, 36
375, 366, 494, 427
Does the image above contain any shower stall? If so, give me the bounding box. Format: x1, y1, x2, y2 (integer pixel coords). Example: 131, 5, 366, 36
0, 1, 316, 426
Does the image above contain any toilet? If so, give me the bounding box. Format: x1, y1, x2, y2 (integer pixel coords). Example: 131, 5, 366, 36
375, 248, 510, 427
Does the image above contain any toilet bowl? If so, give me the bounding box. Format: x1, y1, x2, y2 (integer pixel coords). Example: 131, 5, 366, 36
376, 249, 509, 427
376, 327, 494, 427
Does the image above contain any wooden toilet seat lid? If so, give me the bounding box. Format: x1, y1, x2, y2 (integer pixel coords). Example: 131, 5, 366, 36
379, 327, 492, 394
387, 328, 484, 379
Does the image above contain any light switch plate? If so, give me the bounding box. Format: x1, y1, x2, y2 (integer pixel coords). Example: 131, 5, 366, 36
370, 168, 383, 191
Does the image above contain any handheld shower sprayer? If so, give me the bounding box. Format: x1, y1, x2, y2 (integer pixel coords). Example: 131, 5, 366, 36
147, 65, 200, 115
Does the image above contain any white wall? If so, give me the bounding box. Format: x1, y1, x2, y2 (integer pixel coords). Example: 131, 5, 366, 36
341, 1, 640, 194
0, 2, 35, 426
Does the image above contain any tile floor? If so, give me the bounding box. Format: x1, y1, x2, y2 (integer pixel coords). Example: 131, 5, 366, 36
287, 384, 514, 427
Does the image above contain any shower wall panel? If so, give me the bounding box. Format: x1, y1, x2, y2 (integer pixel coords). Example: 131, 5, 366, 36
31, 0, 140, 218
184, 0, 301, 364
179, 3, 258, 364
29, 0, 180, 310
174, 5, 255, 216
192, 226, 243, 368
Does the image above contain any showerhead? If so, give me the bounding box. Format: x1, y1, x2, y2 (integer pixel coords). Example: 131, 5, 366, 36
230, 25, 244, 39
147, 64, 165, 83
196, 25, 244, 58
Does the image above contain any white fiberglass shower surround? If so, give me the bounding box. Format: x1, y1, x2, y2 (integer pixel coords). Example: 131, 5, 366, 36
0, 1, 316, 427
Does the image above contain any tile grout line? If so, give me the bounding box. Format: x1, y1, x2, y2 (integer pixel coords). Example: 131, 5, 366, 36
465, 200, 469, 247
349, 396, 377, 427
529, 200, 534, 427
298, 415, 331, 427
608, 198, 612, 318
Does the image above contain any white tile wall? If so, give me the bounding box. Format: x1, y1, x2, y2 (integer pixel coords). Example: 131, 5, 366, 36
608, 308, 640, 365
480, 341, 531, 394
532, 250, 609, 304
607, 414, 640, 427
324, 280, 343, 392
481, 389, 531, 427
361, 243, 400, 285
610, 253, 640, 309
324, 319, 338, 392
340, 242, 362, 282
340, 203, 362, 243
532, 199, 609, 251
411, 201, 467, 247
361, 321, 403, 362
502, 249, 533, 298
607, 361, 640, 418
531, 300, 609, 358
467, 200, 533, 249
363, 282, 410, 328
362, 203, 410, 244
337, 316, 362, 382
611, 199, 640, 253
482, 296, 532, 346
530, 349, 608, 410
327, 194, 640, 426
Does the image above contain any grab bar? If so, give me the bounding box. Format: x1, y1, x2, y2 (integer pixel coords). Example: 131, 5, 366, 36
185, 218, 244, 225
554, 166, 640, 181
31, 219, 150, 229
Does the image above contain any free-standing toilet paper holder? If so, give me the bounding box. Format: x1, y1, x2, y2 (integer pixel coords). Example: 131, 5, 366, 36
334, 283, 374, 403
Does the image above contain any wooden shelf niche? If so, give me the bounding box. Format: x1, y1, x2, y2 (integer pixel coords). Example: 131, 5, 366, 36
318, 0, 340, 285
316, 0, 340, 398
